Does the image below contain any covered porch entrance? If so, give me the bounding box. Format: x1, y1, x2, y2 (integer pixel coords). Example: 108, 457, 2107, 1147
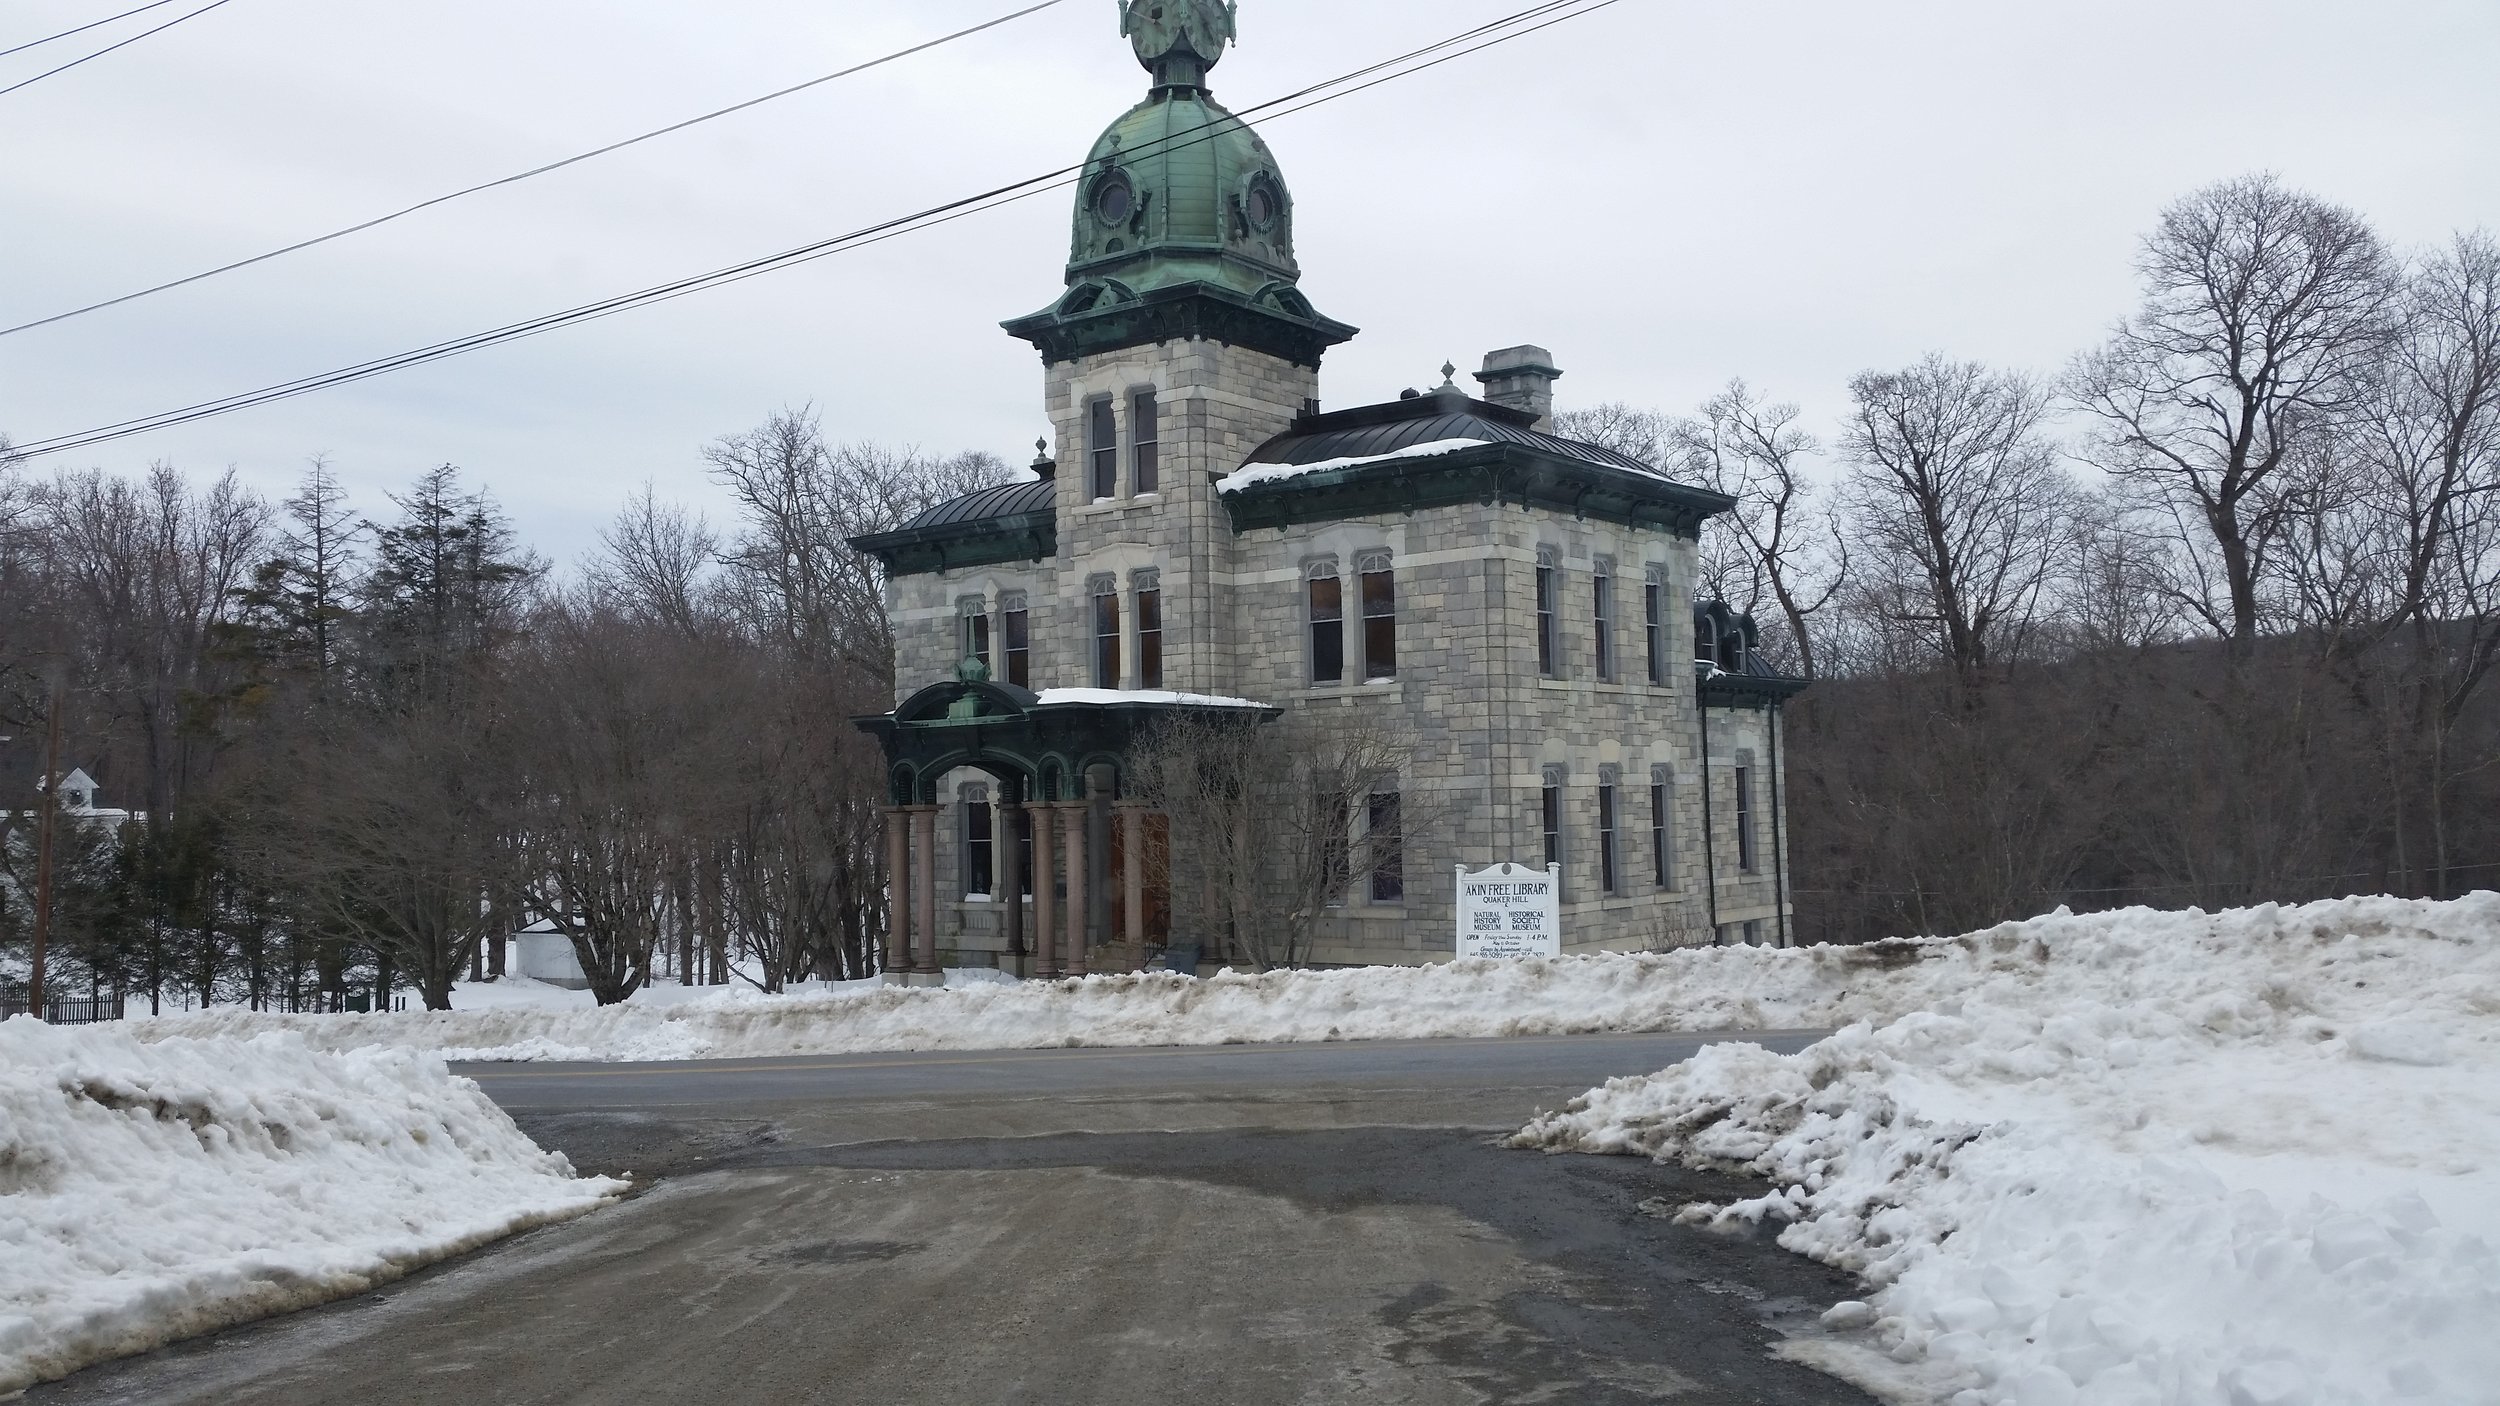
856, 666, 1274, 984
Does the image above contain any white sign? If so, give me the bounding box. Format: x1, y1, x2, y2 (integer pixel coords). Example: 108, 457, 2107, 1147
1455, 862, 1563, 959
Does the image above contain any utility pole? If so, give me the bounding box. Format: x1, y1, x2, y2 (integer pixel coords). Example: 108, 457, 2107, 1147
29, 675, 64, 1018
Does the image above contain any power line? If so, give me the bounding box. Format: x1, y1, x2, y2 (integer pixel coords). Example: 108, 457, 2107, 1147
4, 0, 1623, 460
0, 0, 234, 99
0, 0, 184, 59
0, 0, 1071, 338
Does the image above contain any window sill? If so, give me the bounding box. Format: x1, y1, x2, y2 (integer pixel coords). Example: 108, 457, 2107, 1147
1308, 682, 1406, 704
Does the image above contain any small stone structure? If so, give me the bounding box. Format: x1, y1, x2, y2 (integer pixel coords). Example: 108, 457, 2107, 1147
853, 2, 1806, 977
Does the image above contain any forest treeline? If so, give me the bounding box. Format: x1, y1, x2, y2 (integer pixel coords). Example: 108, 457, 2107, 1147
0, 416, 1007, 1011
3, 173, 2494, 1007
1559, 174, 2500, 941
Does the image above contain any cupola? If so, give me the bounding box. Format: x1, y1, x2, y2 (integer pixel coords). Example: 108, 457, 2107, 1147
1004, 0, 1355, 368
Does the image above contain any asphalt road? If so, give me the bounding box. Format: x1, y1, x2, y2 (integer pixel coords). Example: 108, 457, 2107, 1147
33, 1032, 1880, 1406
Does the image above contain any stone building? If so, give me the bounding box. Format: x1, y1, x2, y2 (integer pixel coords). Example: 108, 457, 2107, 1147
854, 0, 1804, 981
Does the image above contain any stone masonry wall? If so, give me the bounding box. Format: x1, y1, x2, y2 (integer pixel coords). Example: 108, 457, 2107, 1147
882, 333, 1797, 967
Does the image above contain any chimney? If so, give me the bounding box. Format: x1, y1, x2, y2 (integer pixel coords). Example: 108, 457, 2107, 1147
1474, 346, 1563, 431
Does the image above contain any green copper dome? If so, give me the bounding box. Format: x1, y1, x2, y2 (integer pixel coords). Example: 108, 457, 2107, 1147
1071, 90, 1296, 298
1004, 0, 1355, 369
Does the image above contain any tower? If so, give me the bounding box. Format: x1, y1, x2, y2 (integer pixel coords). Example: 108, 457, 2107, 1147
1002, 0, 1356, 694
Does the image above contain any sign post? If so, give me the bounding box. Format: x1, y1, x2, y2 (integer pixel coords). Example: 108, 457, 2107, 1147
1454, 862, 1563, 959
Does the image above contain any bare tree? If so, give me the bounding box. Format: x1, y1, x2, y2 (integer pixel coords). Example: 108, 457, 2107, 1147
250, 687, 520, 1011
506, 597, 748, 1005
1552, 403, 1674, 470
587, 484, 721, 639
1130, 709, 1443, 971
707, 408, 1011, 680
2071, 174, 2399, 649
1667, 381, 1848, 677
1838, 356, 2077, 683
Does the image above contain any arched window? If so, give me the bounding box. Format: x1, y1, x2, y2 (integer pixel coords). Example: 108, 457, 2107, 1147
1307, 559, 1344, 685
1089, 575, 1121, 688
1597, 765, 1622, 895
960, 783, 994, 897
1593, 558, 1616, 682
1541, 765, 1568, 882
1356, 550, 1396, 682
957, 596, 990, 669
1650, 765, 1675, 890
1087, 398, 1119, 502
1535, 548, 1561, 678
1133, 569, 1164, 690
1131, 390, 1160, 495
1644, 567, 1667, 685
1000, 591, 1032, 688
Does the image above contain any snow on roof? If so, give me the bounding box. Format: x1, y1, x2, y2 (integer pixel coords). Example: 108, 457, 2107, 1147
1215, 438, 1490, 496
1033, 688, 1269, 709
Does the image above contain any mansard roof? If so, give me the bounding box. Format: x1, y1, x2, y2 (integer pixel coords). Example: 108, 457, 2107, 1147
1221, 386, 1736, 538
1243, 389, 1654, 475
851, 476, 1056, 577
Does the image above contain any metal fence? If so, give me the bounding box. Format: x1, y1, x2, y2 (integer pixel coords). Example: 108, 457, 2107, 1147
0, 995, 127, 1025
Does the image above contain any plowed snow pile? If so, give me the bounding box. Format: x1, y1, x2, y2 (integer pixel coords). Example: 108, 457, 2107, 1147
0, 1021, 624, 1395
1512, 894, 2500, 1406
127, 928, 2113, 1063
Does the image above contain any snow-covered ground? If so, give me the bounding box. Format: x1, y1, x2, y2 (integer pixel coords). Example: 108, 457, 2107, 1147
120, 936, 1958, 1063
1512, 894, 2500, 1406
0, 1020, 624, 1396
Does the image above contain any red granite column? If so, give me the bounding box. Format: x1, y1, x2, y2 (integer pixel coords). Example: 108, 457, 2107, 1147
1061, 797, 1091, 979
1116, 800, 1150, 963
883, 806, 911, 985
910, 804, 941, 984
1031, 801, 1060, 981
999, 791, 1026, 977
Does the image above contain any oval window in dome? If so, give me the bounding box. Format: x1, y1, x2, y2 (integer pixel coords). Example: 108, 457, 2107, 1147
1093, 175, 1134, 227
1246, 176, 1281, 232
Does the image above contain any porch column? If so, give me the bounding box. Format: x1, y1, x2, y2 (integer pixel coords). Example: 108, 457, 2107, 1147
882, 806, 912, 986
1061, 798, 1091, 979
909, 804, 942, 987
999, 791, 1026, 977
1116, 800, 1151, 962
1031, 800, 1061, 981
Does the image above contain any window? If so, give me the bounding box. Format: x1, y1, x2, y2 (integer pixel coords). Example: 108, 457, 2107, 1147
1091, 576, 1121, 688
1535, 553, 1560, 677
1134, 570, 1164, 690
1651, 766, 1674, 890
1736, 765, 1758, 872
1358, 552, 1397, 681
959, 598, 990, 669
1541, 766, 1566, 874
1002, 593, 1031, 689
1594, 561, 1619, 682
1087, 398, 1119, 501
962, 786, 993, 897
1743, 919, 1764, 948
1131, 390, 1160, 495
1645, 569, 1666, 685
1308, 563, 1344, 685
1598, 768, 1621, 895
1367, 792, 1404, 903
1318, 792, 1351, 906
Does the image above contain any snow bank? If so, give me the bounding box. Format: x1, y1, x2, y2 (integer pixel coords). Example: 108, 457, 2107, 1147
117, 937, 1921, 1064
1511, 894, 2500, 1406
0, 1021, 624, 1395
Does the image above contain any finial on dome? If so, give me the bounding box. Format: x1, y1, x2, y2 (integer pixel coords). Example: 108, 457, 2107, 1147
1121, 0, 1237, 91
1440, 361, 1459, 387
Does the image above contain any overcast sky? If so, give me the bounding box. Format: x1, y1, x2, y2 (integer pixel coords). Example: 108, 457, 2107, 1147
5, 0, 2497, 565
